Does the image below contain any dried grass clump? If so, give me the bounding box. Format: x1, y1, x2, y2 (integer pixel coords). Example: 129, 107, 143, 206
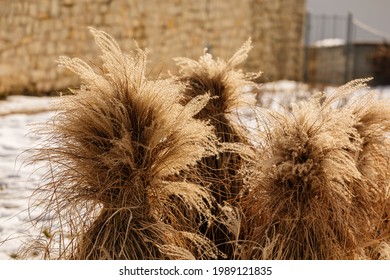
175, 40, 261, 202
23, 28, 221, 260
0, 91, 8, 100
240, 79, 385, 259
343, 84, 390, 258
370, 43, 390, 85
174, 41, 261, 258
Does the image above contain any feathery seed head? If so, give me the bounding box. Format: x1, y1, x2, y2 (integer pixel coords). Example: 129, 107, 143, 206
24, 28, 219, 260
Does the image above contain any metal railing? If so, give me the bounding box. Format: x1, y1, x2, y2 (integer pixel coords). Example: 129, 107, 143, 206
303, 12, 390, 85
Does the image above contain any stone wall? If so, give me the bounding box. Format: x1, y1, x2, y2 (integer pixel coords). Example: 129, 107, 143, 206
0, 0, 305, 95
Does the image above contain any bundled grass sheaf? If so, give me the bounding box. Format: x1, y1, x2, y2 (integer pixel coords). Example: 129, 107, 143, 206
174, 41, 261, 258
344, 85, 390, 258
175, 40, 261, 202
22, 28, 221, 259
240, 79, 390, 259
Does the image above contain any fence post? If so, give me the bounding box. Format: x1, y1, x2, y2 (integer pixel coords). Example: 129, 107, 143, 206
303, 12, 311, 83
344, 12, 354, 83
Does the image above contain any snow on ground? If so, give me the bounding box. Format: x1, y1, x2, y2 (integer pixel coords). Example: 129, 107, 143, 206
314, 38, 346, 47
0, 81, 389, 259
0, 112, 54, 259
0, 96, 58, 116
0, 97, 57, 259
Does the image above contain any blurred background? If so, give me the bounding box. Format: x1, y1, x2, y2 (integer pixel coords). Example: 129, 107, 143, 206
305, 0, 390, 87
0, 0, 389, 98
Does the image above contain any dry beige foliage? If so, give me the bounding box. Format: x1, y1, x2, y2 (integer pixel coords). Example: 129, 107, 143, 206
240, 79, 390, 259
21, 28, 222, 260
18, 28, 390, 260
174, 39, 261, 259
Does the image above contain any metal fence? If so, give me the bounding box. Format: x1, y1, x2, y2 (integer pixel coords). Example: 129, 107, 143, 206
305, 12, 390, 46
303, 12, 390, 85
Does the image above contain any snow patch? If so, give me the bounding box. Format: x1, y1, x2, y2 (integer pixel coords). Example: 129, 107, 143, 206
314, 38, 345, 47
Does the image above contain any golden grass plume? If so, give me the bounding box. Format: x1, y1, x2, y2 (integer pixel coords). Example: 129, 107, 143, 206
343, 82, 390, 258
22, 28, 222, 260
240, 79, 389, 259
174, 40, 261, 258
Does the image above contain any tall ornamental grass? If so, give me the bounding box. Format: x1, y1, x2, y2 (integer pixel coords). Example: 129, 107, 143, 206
22, 28, 222, 260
